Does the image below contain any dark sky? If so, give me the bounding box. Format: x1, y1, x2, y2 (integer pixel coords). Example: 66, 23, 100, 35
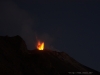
0, 0, 100, 72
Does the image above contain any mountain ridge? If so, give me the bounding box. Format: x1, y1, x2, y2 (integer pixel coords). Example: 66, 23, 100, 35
0, 35, 100, 75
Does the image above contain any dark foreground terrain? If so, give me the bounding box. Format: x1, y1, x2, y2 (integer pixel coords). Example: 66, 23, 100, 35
0, 35, 100, 75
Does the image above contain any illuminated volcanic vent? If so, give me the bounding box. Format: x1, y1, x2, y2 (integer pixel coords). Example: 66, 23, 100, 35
36, 40, 44, 50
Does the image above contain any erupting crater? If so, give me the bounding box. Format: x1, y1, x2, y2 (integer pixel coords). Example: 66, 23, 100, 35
36, 40, 44, 50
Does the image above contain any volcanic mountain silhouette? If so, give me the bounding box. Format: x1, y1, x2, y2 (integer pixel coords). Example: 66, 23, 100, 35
0, 35, 100, 75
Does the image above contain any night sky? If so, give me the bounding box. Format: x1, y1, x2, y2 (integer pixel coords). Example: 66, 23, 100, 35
0, 0, 100, 72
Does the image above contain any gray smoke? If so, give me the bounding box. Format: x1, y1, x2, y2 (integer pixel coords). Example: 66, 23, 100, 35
0, 1, 35, 50
0, 0, 57, 51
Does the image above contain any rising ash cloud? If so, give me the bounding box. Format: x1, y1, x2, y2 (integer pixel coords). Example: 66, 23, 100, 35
0, 0, 57, 51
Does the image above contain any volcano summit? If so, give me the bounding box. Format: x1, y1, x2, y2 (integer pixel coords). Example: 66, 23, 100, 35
0, 35, 100, 75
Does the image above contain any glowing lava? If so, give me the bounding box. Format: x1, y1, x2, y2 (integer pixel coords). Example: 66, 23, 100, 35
37, 41, 44, 50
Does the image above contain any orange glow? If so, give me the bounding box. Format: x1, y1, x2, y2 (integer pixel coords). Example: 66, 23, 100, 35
37, 41, 44, 50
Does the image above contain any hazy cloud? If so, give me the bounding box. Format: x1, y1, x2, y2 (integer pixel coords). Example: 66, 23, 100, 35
0, 1, 35, 49
0, 0, 57, 50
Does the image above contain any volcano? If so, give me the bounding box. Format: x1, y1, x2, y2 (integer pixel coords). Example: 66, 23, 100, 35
0, 35, 100, 75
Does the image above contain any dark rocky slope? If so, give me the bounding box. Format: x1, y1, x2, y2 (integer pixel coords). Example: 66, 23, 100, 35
0, 35, 100, 75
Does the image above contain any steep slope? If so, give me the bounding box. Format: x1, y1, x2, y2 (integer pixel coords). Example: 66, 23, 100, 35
0, 35, 27, 75
27, 50, 100, 75
0, 35, 100, 75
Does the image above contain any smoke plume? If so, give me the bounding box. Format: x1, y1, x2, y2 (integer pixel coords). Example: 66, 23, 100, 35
0, 0, 57, 50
